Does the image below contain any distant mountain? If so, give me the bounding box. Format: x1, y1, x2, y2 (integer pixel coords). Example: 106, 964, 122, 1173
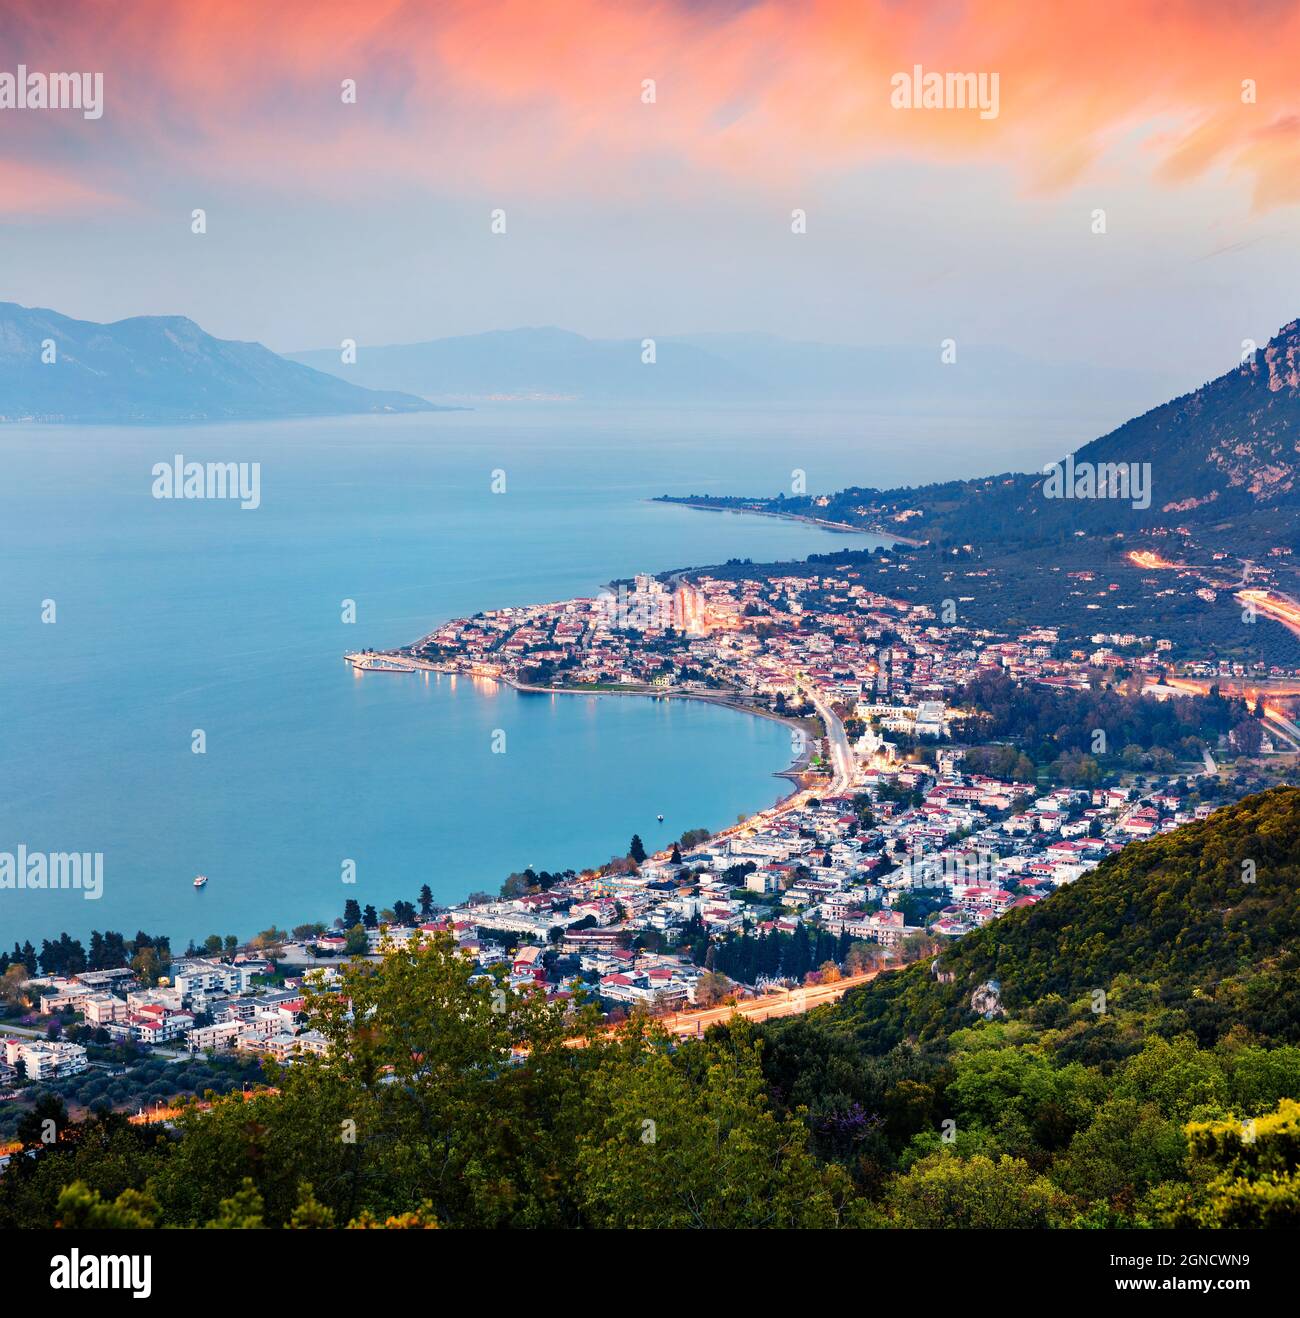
288, 326, 1180, 413
662, 317, 1300, 551
292, 327, 755, 403
0, 303, 440, 423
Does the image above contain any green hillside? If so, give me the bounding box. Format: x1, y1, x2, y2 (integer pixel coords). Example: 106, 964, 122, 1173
757, 788, 1300, 1225
820, 787, 1300, 1053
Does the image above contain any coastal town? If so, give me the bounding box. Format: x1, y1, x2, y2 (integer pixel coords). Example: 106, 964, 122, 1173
6, 545, 1291, 1129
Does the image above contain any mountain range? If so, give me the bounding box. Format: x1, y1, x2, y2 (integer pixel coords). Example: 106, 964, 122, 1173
663, 317, 1300, 552
2, 300, 1195, 425
0, 303, 437, 423
288, 325, 1182, 413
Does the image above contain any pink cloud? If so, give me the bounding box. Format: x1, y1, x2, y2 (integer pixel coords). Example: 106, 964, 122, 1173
1, 0, 1299, 215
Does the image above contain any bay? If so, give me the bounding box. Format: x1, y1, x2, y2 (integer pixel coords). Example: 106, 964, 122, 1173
0, 403, 1065, 949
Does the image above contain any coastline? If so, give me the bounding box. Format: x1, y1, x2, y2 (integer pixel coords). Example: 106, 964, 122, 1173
653, 497, 926, 547
343, 643, 829, 868
504, 675, 819, 785
503, 685, 822, 817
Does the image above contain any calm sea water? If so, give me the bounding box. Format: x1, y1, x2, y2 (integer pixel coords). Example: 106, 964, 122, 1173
0, 404, 1072, 949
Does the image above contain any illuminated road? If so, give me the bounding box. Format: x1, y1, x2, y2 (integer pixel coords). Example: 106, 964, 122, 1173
655, 968, 882, 1037
1166, 673, 1300, 753
797, 676, 856, 795
1165, 674, 1300, 702
1261, 706, 1300, 752
1237, 589, 1300, 641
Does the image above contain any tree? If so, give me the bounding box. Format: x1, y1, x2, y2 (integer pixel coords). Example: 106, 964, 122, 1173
670, 843, 683, 866
1054, 1098, 1185, 1205
342, 900, 361, 928
54, 1182, 158, 1229
1232, 718, 1264, 756
695, 971, 732, 1007
629, 835, 647, 865
1151, 1098, 1300, 1229
287, 1182, 336, 1229
203, 934, 223, 956
0, 963, 28, 1003
123, 934, 601, 1229
500, 872, 533, 900
207, 1178, 266, 1228
362, 905, 378, 929
844, 941, 886, 975
131, 946, 163, 987
575, 1020, 854, 1228
18, 1094, 70, 1149
418, 885, 435, 918
899, 931, 940, 964
887, 1153, 1068, 1228
343, 924, 368, 956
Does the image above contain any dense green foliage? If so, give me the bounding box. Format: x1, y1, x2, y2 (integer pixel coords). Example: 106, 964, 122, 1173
1, 929, 172, 979
0, 1054, 262, 1140
3, 790, 1297, 1228
959, 672, 1250, 765
755, 788, 1300, 1224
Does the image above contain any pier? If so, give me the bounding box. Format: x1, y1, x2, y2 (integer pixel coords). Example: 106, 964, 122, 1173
344, 652, 421, 673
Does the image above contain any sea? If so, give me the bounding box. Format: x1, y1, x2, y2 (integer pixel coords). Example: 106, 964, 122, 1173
0, 403, 1080, 950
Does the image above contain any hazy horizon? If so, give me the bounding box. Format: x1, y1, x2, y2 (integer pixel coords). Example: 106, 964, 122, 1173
3, 0, 1300, 429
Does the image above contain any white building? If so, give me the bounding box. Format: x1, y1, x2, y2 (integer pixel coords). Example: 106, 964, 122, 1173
186, 1020, 242, 1053
2, 1037, 88, 1080
170, 959, 257, 1001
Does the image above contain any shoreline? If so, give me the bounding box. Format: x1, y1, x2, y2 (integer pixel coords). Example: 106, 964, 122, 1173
501, 675, 825, 802
653, 497, 927, 547
0, 665, 825, 956
496, 679, 846, 871
346, 650, 831, 871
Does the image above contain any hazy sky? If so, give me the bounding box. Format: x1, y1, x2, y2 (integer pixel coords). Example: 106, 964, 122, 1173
3, 0, 1300, 381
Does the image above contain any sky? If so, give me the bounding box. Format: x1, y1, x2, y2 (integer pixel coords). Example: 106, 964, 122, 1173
2, 0, 1300, 380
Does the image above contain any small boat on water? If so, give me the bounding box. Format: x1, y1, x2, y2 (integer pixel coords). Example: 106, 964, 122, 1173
193, 874, 208, 889
656, 813, 664, 823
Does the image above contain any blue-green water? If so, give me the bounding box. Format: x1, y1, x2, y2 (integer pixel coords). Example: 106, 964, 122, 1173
0, 404, 1063, 948
0, 408, 872, 948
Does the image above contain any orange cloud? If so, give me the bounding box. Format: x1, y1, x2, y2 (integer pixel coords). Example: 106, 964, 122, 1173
1, 0, 1298, 213
0, 158, 123, 217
